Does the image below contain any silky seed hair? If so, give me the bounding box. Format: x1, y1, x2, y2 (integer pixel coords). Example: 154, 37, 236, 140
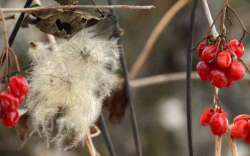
26, 18, 120, 150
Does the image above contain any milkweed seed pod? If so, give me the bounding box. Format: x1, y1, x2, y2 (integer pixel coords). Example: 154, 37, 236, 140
26, 17, 120, 150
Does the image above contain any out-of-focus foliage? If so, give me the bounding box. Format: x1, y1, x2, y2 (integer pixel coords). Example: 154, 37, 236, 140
0, 0, 250, 156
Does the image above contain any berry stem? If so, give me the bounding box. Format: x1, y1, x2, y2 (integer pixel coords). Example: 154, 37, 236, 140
215, 136, 222, 156
213, 87, 220, 107
202, 0, 219, 38
227, 136, 239, 156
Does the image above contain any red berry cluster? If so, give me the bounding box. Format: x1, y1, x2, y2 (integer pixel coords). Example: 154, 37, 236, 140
196, 39, 245, 88
231, 114, 250, 144
0, 76, 28, 128
200, 106, 228, 136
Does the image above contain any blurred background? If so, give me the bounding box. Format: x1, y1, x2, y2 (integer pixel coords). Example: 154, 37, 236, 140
1, 0, 250, 156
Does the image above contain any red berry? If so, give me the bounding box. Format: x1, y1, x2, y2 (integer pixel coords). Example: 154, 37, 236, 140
0, 93, 19, 118
228, 60, 245, 80
201, 45, 217, 63
243, 121, 250, 144
226, 79, 234, 87
197, 41, 206, 58
209, 112, 228, 136
233, 114, 250, 123
216, 51, 232, 69
231, 119, 248, 139
209, 70, 228, 88
200, 108, 214, 126
228, 39, 244, 58
8, 76, 29, 98
2, 110, 20, 128
215, 107, 227, 115
196, 61, 211, 81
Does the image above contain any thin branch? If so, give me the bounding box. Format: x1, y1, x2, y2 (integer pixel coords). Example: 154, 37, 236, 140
86, 131, 98, 156
201, 0, 219, 37
186, 0, 198, 155
99, 113, 117, 156
106, 0, 143, 155
129, 0, 190, 79
130, 71, 250, 88
130, 72, 198, 88
1, 5, 155, 13
8, 0, 33, 46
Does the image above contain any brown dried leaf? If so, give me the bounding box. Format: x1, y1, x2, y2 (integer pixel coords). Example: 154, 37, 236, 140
54, 0, 79, 5
23, 10, 102, 38
103, 78, 128, 123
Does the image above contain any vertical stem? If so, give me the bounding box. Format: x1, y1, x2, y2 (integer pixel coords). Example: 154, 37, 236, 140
120, 49, 143, 156
99, 113, 117, 156
186, 0, 198, 156
213, 87, 219, 107
215, 136, 222, 156
106, 0, 143, 156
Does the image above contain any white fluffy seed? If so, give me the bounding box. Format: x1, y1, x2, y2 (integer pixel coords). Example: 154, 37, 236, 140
26, 20, 120, 149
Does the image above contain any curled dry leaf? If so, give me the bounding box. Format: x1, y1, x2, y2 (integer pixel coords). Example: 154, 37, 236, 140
103, 78, 128, 123
22, 10, 102, 38
54, 0, 80, 5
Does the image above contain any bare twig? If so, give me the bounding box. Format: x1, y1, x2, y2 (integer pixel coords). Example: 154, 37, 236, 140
86, 131, 98, 156
130, 71, 250, 88
99, 113, 116, 156
8, 0, 33, 46
106, 0, 143, 155
90, 125, 101, 138
202, 0, 219, 37
130, 72, 197, 88
1, 5, 155, 13
227, 135, 238, 156
129, 0, 190, 79
215, 136, 222, 156
186, 0, 198, 156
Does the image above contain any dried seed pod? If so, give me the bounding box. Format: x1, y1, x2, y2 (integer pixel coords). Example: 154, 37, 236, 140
23, 10, 102, 39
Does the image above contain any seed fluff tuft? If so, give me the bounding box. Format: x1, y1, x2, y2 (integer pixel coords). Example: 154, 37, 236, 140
26, 18, 120, 150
